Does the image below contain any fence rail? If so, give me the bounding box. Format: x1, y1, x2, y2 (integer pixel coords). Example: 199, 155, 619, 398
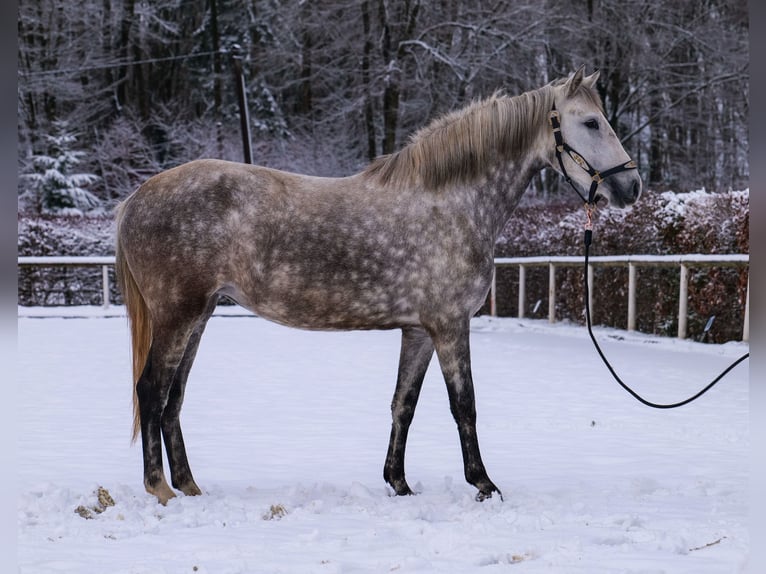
490, 254, 749, 341
19, 254, 750, 341
18, 256, 116, 309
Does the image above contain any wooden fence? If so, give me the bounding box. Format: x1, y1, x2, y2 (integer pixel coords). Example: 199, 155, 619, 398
489, 254, 749, 341
19, 254, 749, 341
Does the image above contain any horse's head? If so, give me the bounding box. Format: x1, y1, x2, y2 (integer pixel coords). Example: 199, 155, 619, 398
547, 67, 642, 208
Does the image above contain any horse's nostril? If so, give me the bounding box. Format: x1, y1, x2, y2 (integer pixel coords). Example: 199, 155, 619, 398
632, 180, 641, 200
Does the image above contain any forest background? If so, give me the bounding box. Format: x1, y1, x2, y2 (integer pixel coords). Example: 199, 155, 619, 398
16, 0, 750, 342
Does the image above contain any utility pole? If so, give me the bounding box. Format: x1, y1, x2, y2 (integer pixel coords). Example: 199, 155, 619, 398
230, 44, 252, 164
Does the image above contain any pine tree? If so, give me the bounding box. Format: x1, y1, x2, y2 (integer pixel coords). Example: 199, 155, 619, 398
20, 121, 100, 215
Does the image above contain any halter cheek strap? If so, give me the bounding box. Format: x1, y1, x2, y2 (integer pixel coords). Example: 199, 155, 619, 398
549, 103, 637, 206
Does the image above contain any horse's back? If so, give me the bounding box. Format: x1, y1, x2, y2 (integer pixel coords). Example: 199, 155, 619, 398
118, 158, 345, 246
116, 158, 491, 331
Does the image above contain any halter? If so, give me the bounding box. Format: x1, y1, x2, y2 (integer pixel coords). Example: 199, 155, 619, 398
549, 103, 637, 208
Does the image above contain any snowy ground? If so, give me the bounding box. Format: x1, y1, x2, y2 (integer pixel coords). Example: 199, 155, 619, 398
17, 307, 749, 573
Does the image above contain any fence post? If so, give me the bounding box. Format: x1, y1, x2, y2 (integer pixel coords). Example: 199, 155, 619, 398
678, 263, 689, 339
490, 267, 497, 316
627, 263, 636, 331
102, 265, 110, 309
518, 264, 526, 318
743, 275, 749, 342
548, 263, 556, 323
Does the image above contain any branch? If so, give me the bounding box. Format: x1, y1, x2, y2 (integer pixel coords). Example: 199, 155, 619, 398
620, 66, 749, 143
398, 39, 466, 82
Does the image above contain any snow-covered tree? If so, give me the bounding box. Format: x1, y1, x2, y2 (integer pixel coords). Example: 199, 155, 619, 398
20, 121, 100, 215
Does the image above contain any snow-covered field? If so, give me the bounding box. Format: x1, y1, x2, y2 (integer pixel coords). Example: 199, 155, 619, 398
17, 308, 750, 573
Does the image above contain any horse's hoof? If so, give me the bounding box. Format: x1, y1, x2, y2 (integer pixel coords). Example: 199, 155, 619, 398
178, 482, 202, 497
150, 486, 177, 506
386, 480, 415, 496
475, 488, 503, 502
393, 485, 415, 496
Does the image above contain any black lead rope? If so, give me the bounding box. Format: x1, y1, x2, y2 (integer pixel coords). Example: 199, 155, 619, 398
583, 224, 750, 409
549, 103, 749, 408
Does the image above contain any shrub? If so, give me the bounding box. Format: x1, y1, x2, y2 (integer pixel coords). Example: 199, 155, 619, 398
17, 215, 119, 306
493, 189, 749, 343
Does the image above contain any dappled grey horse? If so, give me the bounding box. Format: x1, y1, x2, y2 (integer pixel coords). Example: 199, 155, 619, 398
116, 67, 641, 505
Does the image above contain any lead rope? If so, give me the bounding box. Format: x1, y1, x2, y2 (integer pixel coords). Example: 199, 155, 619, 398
582, 207, 749, 408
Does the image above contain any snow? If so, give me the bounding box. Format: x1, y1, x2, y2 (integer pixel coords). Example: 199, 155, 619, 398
17, 309, 750, 573
658, 189, 749, 225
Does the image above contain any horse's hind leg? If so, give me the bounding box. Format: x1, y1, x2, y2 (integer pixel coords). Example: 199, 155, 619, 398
384, 327, 434, 495
136, 341, 184, 504
162, 298, 218, 497
430, 318, 501, 501
136, 307, 209, 504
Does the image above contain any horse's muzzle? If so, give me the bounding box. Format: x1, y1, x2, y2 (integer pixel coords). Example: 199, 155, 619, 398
608, 174, 642, 208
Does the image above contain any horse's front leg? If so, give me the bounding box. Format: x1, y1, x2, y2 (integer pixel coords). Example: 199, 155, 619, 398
384, 327, 434, 495
430, 318, 501, 501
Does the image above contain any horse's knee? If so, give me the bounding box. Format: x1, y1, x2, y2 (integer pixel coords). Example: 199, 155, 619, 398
391, 401, 416, 427
446, 389, 477, 428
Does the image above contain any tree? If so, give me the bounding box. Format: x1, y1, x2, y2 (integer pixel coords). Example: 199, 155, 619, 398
20, 121, 100, 215
16, 0, 749, 204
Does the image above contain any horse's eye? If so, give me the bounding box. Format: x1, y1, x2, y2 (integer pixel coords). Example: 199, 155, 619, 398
584, 119, 599, 130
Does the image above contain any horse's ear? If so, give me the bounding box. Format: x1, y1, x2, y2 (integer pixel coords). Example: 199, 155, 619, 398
583, 69, 600, 89
565, 65, 587, 97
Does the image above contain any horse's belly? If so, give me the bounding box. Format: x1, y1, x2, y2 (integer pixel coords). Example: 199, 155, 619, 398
220, 243, 493, 331
257, 305, 418, 331
222, 281, 421, 331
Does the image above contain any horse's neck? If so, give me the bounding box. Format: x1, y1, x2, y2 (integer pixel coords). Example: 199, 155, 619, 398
467, 92, 550, 241
471, 156, 543, 242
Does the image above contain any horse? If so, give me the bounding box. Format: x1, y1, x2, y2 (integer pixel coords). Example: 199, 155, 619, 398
115, 66, 641, 505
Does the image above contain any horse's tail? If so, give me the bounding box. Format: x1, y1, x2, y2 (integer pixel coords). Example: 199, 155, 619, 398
115, 201, 151, 444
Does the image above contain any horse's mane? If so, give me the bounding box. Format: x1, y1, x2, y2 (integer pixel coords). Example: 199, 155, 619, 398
363, 79, 601, 191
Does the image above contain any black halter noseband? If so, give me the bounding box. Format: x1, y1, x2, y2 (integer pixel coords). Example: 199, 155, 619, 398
549, 103, 637, 206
